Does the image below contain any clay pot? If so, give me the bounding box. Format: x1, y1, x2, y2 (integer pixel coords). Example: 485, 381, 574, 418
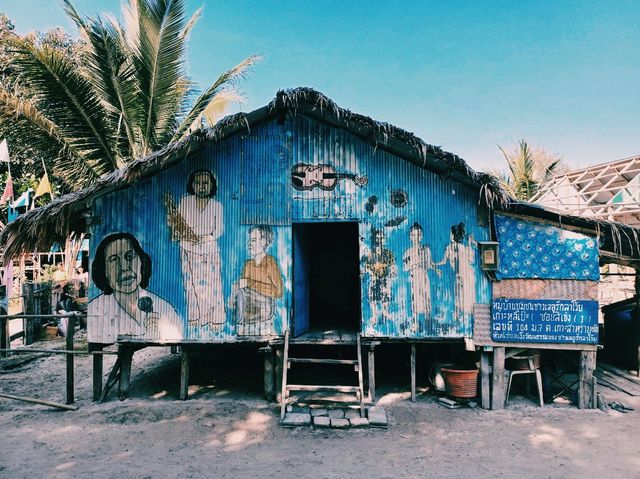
441, 367, 479, 398
42, 325, 59, 340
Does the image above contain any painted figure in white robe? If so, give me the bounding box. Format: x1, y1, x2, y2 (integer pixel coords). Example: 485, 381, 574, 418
89, 233, 182, 343
436, 222, 477, 321
167, 169, 225, 331
403, 222, 439, 322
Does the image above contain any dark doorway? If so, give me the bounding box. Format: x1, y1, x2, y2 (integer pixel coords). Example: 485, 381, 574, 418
293, 222, 361, 335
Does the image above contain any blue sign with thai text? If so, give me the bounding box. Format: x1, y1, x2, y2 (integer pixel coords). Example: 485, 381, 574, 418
491, 298, 599, 344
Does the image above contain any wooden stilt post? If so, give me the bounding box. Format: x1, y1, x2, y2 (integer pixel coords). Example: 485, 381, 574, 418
0, 317, 8, 359
579, 350, 596, 409
22, 283, 35, 345
368, 346, 376, 403
118, 346, 134, 401
180, 347, 189, 400
274, 347, 283, 403
65, 314, 76, 404
480, 349, 491, 409
491, 347, 505, 410
99, 355, 122, 403
90, 343, 104, 402
260, 346, 275, 401
410, 343, 416, 403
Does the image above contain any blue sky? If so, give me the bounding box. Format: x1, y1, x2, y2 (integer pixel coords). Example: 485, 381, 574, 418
2, 0, 638, 171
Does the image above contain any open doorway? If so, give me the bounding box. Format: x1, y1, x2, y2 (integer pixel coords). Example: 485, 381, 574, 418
293, 222, 361, 336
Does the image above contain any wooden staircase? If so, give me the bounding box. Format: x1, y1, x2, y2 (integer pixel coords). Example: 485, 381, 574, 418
280, 330, 365, 419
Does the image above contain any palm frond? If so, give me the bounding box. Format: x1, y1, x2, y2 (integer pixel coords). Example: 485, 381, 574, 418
127, 0, 189, 154
0, 87, 103, 186
172, 54, 261, 142
496, 139, 564, 201
64, 2, 140, 164
8, 38, 119, 174
180, 6, 203, 40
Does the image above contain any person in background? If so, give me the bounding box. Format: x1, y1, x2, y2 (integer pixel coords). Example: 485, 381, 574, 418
52, 262, 68, 283
55, 283, 76, 336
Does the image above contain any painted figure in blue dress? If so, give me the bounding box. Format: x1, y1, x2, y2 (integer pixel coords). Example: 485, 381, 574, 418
164, 169, 225, 331
437, 222, 477, 323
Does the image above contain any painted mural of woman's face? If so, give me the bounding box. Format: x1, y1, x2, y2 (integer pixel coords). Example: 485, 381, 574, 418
409, 227, 422, 245
104, 238, 142, 294
192, 172, 213, 198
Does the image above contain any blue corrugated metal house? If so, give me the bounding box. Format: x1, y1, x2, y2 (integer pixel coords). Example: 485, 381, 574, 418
6, 88, 639, 408
84, 88, 501, 345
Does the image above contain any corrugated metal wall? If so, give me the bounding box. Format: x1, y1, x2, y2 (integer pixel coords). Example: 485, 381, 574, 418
289, 115, 491, 338
87, 115, 490, 343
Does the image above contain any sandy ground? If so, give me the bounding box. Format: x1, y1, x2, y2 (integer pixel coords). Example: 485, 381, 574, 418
1, 336, 639, 479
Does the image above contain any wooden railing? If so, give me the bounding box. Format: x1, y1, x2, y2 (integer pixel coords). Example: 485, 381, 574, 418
0, 312, 116, 411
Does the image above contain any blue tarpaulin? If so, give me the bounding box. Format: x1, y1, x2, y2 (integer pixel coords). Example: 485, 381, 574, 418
495, 214, 599, 281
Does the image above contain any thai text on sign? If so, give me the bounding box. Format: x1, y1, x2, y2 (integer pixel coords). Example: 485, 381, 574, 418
491, 298, 599, 344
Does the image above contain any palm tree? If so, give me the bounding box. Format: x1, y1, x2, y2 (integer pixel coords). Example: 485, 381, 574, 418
0, 0, 259, 190
496, 139, 563, 201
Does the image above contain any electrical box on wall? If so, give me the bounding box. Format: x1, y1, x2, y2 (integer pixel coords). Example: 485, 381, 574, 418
478, 241, 499, 271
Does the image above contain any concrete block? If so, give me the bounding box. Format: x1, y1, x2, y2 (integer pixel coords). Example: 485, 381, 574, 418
344, 409, 361, 420
328, 409, 345, 419
367, 406, 384, 417
310, 408, 328, 417
289, 405, 309, 414
349, 417, 369, 428
367, 407, 387, 428
313, 416, 330, 428
280, 413, 311, 427
330, 418, 350, 429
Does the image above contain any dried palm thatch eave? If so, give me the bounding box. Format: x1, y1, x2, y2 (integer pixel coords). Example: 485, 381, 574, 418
0, 111, 255, 262
1, 87, 511, 261
268, 88, 512, 208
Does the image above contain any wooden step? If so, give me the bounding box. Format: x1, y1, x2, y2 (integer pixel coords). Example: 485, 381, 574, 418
286, 384, 360, 393
288, 358, 358, 365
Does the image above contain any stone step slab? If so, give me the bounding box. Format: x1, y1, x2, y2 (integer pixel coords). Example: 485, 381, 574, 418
281, 413, 311, 427
330, 418, 350, 429
313, 416, 331, 428
349, 417, 369, 428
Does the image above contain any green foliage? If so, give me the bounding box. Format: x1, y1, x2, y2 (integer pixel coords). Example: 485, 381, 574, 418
494, 139, 564, 201
38, 265, 60, 283
0, 0, 260, 194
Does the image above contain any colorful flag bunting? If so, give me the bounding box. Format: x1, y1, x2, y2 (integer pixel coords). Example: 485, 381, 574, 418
0, 175, 13, 205
11, 189, 31, 209
0, 139, 9, 163
34, 172, 52, 198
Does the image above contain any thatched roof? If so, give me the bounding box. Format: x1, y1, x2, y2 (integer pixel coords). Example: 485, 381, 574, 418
0, 87, 513, 261
2, 87, 639, 266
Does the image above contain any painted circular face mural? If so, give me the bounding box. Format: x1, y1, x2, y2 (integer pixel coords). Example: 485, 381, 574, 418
390, 189, 408, 208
